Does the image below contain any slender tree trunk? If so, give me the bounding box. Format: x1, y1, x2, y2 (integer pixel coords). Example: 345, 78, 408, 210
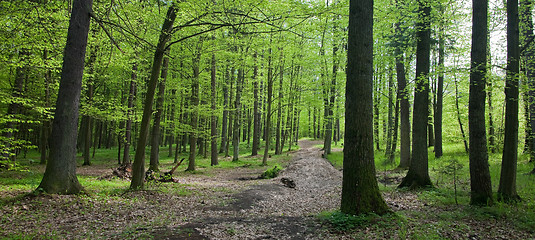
341, 0, 390, 215
395, 42, 411, 168
82, 45, 97, 166
149, 56, 169, 172
399, 0, 433, 189
187, 39, 203, 172
263, 45, 273, 166
40, 50, 51, 165
434, 25, 444, 158
469, 0, 493, 206
385, 67, 395, 161
211, 45, 218, 166
123, 63, 137, 166
520, 0, 535, 164
220, 66, 229, 154
130, 4, 177, 189
275, 50, 284, 155
499, 0, 521, 202
233, 65, 244, 162
252, 53, 261, 156
38, 0, 92, 194
454, 76, 469, 153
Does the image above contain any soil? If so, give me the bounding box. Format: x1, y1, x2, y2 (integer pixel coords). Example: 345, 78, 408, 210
1, 140, 534, 239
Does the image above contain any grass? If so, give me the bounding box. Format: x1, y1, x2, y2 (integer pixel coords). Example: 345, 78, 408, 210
322, 140, 535, 238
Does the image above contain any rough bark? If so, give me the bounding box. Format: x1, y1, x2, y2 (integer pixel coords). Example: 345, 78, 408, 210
38, 0, 92, 194
498, 0, 521, 202
220, 66, 229, 154
469, 0, 493, 206
395, 42, 411, 169
341, 0, 390, 215
399, 0, 433, 189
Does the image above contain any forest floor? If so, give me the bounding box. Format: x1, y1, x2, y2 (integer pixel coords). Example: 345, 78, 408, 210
1, 139, 534, 239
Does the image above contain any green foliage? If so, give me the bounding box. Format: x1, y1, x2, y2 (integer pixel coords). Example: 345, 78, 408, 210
260, 164, 282, 179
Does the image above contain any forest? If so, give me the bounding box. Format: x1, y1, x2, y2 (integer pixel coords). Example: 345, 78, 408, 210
1, 0, 535, 239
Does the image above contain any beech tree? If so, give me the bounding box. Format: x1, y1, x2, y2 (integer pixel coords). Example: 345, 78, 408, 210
38, 0, 92, 194
399, 0, 433, 189
341, 0, 390, 215
468, 0, 493, 206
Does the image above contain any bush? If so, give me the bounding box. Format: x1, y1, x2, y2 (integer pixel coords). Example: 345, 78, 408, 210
261, 165, 282, 179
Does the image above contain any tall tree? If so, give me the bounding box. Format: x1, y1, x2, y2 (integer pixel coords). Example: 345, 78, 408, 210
498, 0, 521, 202
130, 4, 177, 189
123, 62, 137, 166
187, 39, 204, 171
149, 55, 169, 172
520, 0, 535, 165
252, 52, 261, 156
434, 23, 444, 158
399, 0, 433, 188
38, 0, 92, 194
262, 45, 274, 166
394, 21, 411, 169
210, 39, 218, 166
469, 0, 493, 206
341, 0, 390, 215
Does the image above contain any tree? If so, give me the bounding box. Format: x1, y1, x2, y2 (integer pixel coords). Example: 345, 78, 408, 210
210, 38, 219, 166
341, 0, 390, 215
130, 4, 177, 189
520, 0, 535, 167
498, 0, 521, 202
468, 0, 493, 206
399, 0, 433, 189
38, 0, 93, 194
149, 55, 169, 172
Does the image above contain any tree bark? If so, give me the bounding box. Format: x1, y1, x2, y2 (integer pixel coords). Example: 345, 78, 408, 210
498, 0, 521, 202
275, 50, 284, 155
38, 0, 92, 194
130, 4, 177, 189
262, 45, 273, 166
149, 55, 169, 172
341, 0, 390, 215
469, 0, 493, 206
233, 65, 244, 162
220, 66, 229, 154
434, 25, 444, 158
123, 63, 137, 166
399, 0, 433, 188
252, 52, 261, 156
211, 45, 218, 166
520, 0, 535, 165
187, 39, 203, 172
395, 39, 411, 169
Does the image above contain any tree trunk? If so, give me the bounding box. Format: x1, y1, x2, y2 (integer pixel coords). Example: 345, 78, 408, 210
263, 45, 274, 166
40, 50, 51, 165
468, 0, 493, 206
220, 66, 229, 154
38, 0, 92, 194
82, 44, 97, 166
498, 0, 521, 202
520, 0, 535, 165
399, 0, 433, 189
187, 39, 203, 172
149, 55, 169, 172
434, 25, 444, 158
130, 4, 177, 189
233, 65, 244, 162
211, 45, 218, 166
341, 0, 390, 215
275, 50, 284, 155
252, 52, 261, 156
395, 37, 411, 169
385, 67, 395, 161
123, 63, 137, 166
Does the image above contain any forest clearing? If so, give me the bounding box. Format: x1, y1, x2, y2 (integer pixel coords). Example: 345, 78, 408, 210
0, 140, 533, 239
2, 0, 535, 239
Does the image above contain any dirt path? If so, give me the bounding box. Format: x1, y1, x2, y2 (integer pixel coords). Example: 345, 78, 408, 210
172, 139, 342, 239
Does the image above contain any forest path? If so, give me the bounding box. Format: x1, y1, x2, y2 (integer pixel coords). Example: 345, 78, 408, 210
173, 139, 342, 239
